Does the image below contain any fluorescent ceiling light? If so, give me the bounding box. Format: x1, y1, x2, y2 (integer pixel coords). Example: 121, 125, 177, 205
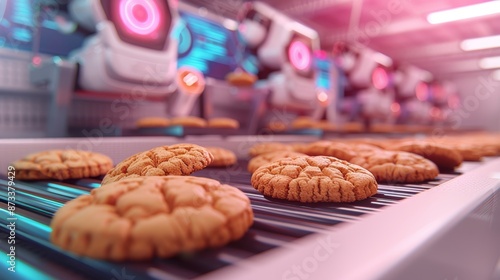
461, 35, 500, 51
427, 1, 500, 24
493, 69, 500, 81
479, 56, 500, 69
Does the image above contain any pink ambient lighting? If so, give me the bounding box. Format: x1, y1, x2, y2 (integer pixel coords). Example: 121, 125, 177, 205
119, 0, 161, 35
416, 82, 429, 101
371, 67, 389, 90
288, 40, 312, 71
32, 56, 42, 66
391, 102, 401, 114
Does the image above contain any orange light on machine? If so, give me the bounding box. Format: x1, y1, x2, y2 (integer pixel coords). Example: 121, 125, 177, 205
176, 66, 205, 95
317, 90, 330, 107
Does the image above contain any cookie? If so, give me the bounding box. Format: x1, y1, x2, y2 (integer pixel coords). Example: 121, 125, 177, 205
207, 118, 240, 129
291, 117, 315, 129
290, 143, 309, 154
169, 116, 207, 128
249, 142, 293, 157
349, 150, 439, 183
251, 156, 378, 203
226, 71, 257, 87
136, 117, 170, 128
450, 143, 483, 161
312, 120, 337, 131
101, 144, 213, 185
349, 143, 382, 154
50, 176, 253, 260
12, 150, 113, 180
206, 147, 237, 167
247, 151, 307, 173
390, 141, 463, 171
304, 141, 356, 161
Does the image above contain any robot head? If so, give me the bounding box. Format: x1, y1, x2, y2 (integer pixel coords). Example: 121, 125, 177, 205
237, 1, 319, 72
346, 47, 392, 89
395, 65, 433, 99
69, 0, 179, 95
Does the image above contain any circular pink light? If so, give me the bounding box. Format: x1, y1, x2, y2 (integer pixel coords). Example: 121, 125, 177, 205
119, 0, 160, 35
288, 40, 312, 71
372, 67, 389, 90
416, 82, 429, 101
391, 102, 401, 113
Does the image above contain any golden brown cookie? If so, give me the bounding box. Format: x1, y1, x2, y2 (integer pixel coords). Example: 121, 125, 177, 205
169, 116, 207, 128
390, 141, 463, 171
290, 143, 309, 154
451, 143, 483, 161
12, 150, 113, 180
247, 151, 307, 173
312, 120, 337, 131
349, 150, 439, 183
206, 147, 237, 167
349, 143, 382, 154
251, 156, 378, 203
207, 118, 240, 129
248, 142, 293, 157
291, 117, 315, 129
101, 144, 213, 185
226, 71, 257, 87
136, 117, 170, 128
50, 176, 253, 260
304, 141, 356, 161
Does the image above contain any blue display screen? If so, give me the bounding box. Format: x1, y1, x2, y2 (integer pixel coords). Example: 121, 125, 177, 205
315, 55, 332, 90
174, 11, 240, 80
0, 0, 85, 56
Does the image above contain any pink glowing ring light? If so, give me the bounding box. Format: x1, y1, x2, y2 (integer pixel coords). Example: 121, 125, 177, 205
119, 0, 161, 35
288, 40, 312, 71
371, 66, 389, 90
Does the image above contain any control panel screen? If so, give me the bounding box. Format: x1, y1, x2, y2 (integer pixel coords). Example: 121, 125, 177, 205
0, 0, 85, 56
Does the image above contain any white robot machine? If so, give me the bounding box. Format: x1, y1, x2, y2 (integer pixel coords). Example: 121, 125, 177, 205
68, 0, 179, 97
336, 45, 396, 126
394, 64, 435, 125
238, 1, 331, 123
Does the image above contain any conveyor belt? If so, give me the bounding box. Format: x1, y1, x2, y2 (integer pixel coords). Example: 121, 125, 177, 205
0, 159, 481, 279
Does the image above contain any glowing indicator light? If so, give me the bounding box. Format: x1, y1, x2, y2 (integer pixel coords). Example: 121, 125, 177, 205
119, 0, 161, 35
372, 66, 389, 90
288, 40, 312, 71
177, 66, 205, 95
416, 82, 429, 101
391, 102, 401, 113
183, 73, 199, 87
317, 91, 329, 106
32, 56, 42, 66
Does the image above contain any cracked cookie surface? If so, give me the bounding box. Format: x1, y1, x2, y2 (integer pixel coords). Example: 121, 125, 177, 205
12, 150, 113, 180
251, 156, 378, 203
248, 151, 307, 173
50, 176, 253, 260
390, 141, 463, 171
350, 150, 439, 183
206, 147, 237, 167
101, 144, 213, 185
